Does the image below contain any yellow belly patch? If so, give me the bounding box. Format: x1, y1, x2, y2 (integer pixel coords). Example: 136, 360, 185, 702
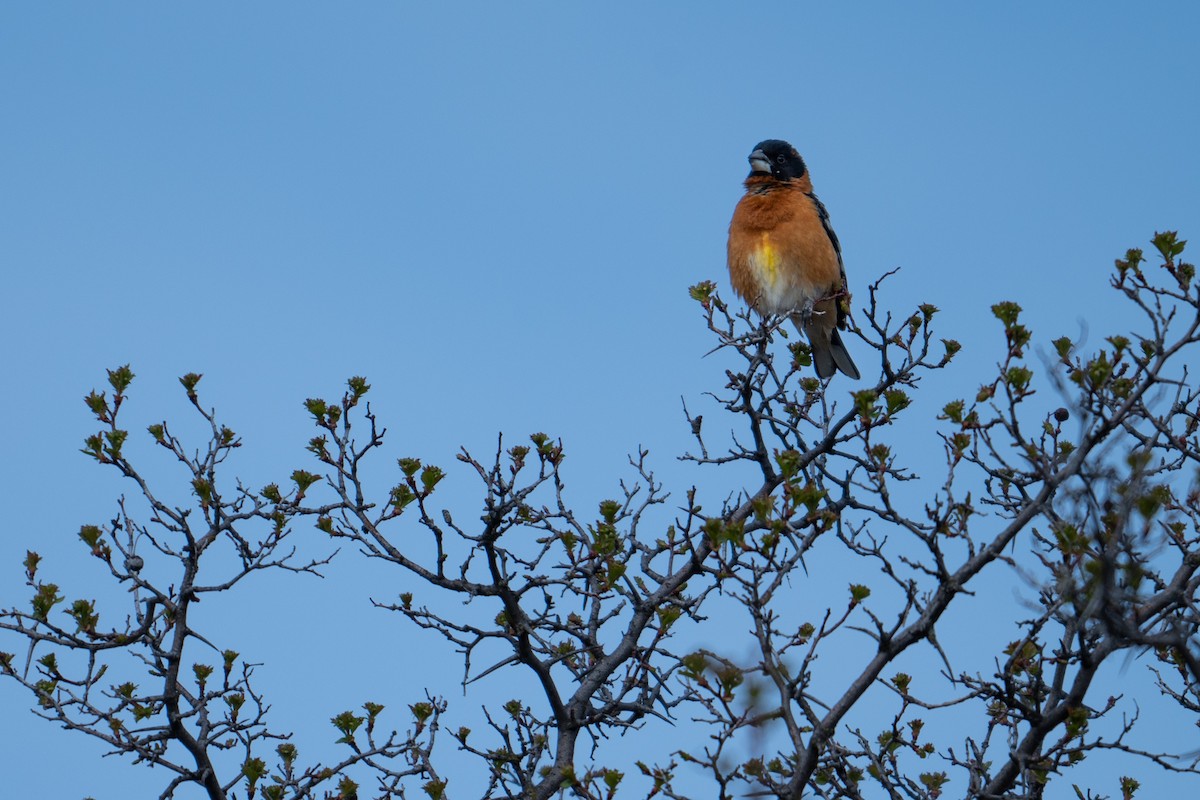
753, 234, 781, 286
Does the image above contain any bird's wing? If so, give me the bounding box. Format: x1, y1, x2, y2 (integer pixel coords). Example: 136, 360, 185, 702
809, 193, 850, 330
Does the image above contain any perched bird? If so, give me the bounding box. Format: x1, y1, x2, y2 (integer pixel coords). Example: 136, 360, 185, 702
727, 139, 860, 379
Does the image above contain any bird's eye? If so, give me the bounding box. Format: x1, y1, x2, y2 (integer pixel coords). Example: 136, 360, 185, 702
775, 156, 786, 164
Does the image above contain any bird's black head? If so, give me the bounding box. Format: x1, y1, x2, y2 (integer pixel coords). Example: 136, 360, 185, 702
747, 139, 807, 181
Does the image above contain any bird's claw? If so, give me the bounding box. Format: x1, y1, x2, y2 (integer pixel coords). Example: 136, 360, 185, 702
797, 298, 815, 328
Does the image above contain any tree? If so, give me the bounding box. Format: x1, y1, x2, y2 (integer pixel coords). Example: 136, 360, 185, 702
3, 233, 1199, 800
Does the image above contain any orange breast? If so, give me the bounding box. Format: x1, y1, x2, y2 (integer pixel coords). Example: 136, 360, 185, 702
727, 185, 841, 315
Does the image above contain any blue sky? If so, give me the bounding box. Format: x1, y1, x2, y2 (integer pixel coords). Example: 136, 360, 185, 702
2, 4, 1199, 798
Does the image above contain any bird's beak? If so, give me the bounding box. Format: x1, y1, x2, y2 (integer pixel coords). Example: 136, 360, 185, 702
748, 148, 771, 174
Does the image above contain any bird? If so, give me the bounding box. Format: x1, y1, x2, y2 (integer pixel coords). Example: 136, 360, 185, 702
727, 139, 861, 380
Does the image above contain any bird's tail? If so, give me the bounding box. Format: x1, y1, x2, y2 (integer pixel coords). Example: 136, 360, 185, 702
811, 327, 861, 380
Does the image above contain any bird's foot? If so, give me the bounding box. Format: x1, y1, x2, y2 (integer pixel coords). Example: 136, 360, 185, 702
797, 298, 816, 328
